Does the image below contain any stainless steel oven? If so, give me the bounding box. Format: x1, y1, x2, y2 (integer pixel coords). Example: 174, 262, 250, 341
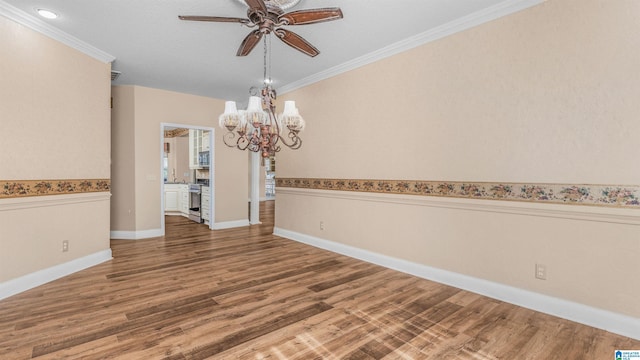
188, 183, 202, 223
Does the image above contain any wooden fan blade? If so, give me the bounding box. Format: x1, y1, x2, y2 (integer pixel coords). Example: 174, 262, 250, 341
275, 29, 319, 57
244, 0, 267, 14
279, 8, 343, 25
178, 15, 249, 24
237, 29, 263, 56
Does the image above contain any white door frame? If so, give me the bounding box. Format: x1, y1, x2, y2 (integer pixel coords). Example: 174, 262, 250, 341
160, 123, 215, 234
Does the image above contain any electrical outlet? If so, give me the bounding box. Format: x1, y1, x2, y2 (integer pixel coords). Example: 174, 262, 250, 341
535, 263, 547, 280
320, 221, 325, 231
62, 240, 69, 252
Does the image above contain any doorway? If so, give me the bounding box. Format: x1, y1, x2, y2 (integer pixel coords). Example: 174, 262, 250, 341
160, 123, 215, 235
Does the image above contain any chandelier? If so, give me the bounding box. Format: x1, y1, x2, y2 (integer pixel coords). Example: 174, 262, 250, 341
218, 35, 305, 158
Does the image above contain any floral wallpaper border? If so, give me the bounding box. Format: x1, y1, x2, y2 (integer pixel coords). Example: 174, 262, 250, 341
0, 179, 111, 199
276, 178, 640, 209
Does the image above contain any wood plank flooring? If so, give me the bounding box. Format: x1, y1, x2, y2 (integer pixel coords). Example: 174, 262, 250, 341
0, 201, 638, 359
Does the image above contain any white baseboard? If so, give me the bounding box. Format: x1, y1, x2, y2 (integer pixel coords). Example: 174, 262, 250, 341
0, 249, 112, 301
110, 228, 163, 240
274, 227, 639, 340
212, 219, 250, 230
248, 197, 275, 202
111, 220, 251, 237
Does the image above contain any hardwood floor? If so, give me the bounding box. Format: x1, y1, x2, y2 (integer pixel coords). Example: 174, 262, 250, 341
0, 200, 637, 359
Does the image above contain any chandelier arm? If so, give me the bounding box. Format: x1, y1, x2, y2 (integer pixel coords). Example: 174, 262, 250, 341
236, 134, 252, 151
267, 107, 281, 135
278, 131, 302, 149
222, 131, 240, 148
247, 132, 261, 153
270, 132, 279, 148
271, 134, 281, 154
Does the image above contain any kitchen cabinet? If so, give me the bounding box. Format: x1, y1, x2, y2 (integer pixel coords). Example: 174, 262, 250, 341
201, 130, 210, 151
164, 184, 180, 212
189, 129, 203, 169
179, 185, 189, 215
201, 186, 210, 225
165, 184, 189, 216
189, 129, 212, 169
189, 129, 212, 168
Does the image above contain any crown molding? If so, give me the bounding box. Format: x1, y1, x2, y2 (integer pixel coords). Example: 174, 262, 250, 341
279, 0, 545, 95
0, 0, 115, 63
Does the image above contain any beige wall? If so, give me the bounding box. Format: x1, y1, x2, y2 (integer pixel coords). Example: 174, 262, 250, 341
164, 137, 176, 181
281, 0, 639, 184
176, 136, 190, 183
0, 15, 111, 282
276, 0, 640, 318
111, 85, 248, 233
110, 86, 136, 231
0, 18, 111, 179
163, 136, 189, 184
215, 133, 249, 223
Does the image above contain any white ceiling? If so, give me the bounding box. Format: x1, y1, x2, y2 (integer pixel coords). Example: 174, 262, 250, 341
1, 0, 541, 102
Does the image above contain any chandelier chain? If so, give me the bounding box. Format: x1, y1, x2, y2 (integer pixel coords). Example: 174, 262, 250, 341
269, 35, 272, 84
263, 35, 272, 84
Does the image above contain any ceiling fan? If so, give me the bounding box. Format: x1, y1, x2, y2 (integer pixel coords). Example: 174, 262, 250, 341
178, 0, 343, 57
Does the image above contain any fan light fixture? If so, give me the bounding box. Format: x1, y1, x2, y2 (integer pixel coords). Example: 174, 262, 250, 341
178, 1, 343, 58
218, 35, 304, 158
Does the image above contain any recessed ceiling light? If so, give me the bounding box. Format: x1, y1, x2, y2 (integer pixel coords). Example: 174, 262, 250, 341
36, 9, 58, 19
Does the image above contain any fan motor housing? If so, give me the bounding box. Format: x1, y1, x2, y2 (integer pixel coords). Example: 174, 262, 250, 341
248, 4, 284, 33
